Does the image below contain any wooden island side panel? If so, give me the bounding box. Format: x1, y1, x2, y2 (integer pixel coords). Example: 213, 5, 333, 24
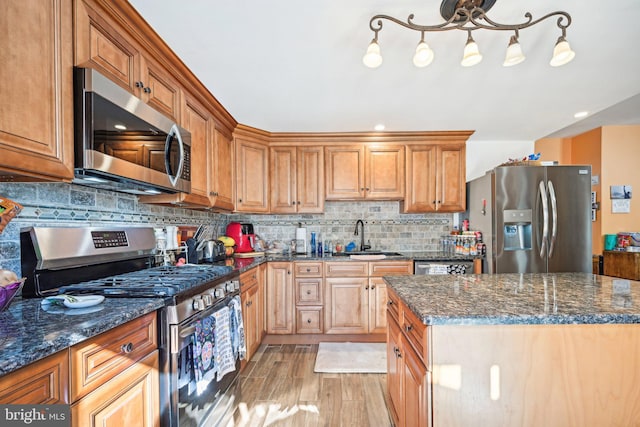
430, 323, 640, 427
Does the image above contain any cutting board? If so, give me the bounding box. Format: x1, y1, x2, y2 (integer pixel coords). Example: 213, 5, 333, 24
233, 251, 265, 258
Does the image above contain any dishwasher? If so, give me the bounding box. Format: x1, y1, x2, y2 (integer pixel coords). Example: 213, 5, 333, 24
414, 260, 474, 275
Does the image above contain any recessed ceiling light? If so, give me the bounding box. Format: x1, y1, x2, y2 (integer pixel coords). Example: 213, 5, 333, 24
114, 124, 127, 130
574, 111, 589, 119
374, 124, 385, 131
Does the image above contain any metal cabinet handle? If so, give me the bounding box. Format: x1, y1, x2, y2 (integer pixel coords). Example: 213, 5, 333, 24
371, 285, 375, 289
387, 300, 393, 306
307, 318, 312, 324
405, 324, 413, 332
306, 290, 311, 295
135, 81, 144, 88
238, 198, 243, 203
121, 342, 134, 353
306, 268, 311, 272
365, 285, 369, 290
143, 87, 151, 93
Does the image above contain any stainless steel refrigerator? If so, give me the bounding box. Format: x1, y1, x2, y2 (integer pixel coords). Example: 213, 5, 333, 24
467, 165, 592, 273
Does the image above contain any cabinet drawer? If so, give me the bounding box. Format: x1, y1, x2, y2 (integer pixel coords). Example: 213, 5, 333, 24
240, 267, 259, 291
325, 261, 368, 277
296, 307, 323, 334
369, 261, 413, 276
402, 304, 429, 365
294, 261, 323, 277
70, 312, 157, 401
386, 287, 401, 323
0, 351, 69, 404
296, 278, 323, 305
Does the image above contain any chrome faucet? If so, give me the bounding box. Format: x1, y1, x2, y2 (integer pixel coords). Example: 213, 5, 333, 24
354, 220, 371, 252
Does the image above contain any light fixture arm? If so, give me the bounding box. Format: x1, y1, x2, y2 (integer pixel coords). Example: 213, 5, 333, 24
368, 7, 571, 35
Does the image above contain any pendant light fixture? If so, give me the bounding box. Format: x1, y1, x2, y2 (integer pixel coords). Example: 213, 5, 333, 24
363, 0, 574, 69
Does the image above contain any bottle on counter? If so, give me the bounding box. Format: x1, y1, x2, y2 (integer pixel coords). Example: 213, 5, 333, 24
317, 240, 323, 257
310, 232, 317, 255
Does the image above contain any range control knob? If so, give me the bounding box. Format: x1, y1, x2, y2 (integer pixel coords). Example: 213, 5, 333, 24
214, 288, 225, 298
192, 298, 204, 311
225, 281, 235, 292
202, 294, 213, 307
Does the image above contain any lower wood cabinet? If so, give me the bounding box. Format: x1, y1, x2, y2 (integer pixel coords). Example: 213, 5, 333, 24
266, 262, 294, 334
240, 266, 264, 361
294, 261, 324, 334
386, 289, 430, 427
71, 350, 159, 427
0, 350, 69, 404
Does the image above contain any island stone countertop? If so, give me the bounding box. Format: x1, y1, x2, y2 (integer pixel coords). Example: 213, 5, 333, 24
0, 297, 164, 376
384, 272, 640, 326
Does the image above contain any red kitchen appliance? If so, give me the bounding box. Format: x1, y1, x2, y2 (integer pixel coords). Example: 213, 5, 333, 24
225, 222, 255, 253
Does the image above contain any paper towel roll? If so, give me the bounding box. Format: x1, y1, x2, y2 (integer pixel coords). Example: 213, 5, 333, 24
296, 228, 306, 240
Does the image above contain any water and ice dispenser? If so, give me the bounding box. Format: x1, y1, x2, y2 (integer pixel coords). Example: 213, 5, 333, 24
503, 209, 532, 251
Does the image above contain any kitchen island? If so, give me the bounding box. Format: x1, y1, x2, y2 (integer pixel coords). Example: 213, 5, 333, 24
383, 273, 640, 427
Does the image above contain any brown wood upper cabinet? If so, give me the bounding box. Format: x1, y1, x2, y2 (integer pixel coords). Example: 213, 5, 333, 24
0, 0, 74, 182
74, 0, 181, 121
403, 143, 466, 213
235, 134, 270, 213
270, 146, 324, 213
325, 145, 405, 200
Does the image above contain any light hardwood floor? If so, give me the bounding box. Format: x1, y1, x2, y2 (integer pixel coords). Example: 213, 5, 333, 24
225, 344, 393, 427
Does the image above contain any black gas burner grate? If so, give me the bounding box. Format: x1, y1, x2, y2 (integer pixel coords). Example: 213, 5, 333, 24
58, 265, 233, 297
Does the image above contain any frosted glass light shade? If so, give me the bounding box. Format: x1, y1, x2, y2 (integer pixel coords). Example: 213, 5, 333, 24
363, 41, 383, 68
461, 39, 482, 67
550, 38, 575, 67
503, 38, 525, 67
413, 41, 434, 67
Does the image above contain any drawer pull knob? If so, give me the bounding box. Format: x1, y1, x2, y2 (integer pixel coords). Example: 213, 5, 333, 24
307, 318, 312, 323
405, 324, 413, 332
306, 268, 311, 272
121, 343, 134, 353
387, 300, 393, 305
306, 290, 311, 295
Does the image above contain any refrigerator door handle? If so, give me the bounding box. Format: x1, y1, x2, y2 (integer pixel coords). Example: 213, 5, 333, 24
539, 180, 549, 258
547, 180, 558, 257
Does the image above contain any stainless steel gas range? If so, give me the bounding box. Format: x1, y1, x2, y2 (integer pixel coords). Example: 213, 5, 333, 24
20, 227, 243, 427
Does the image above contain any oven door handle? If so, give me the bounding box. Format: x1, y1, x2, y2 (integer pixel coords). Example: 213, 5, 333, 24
180, 325, 196, 338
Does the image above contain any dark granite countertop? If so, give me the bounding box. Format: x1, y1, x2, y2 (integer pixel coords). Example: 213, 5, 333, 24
384, 273, 640, 326
0, 297, 164, 376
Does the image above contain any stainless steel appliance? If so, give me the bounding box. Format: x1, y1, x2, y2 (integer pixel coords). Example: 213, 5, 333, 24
20, 227, 243, 427
74, 67, 191, 195
414, 260, 473, 275
467, 165, 592, 273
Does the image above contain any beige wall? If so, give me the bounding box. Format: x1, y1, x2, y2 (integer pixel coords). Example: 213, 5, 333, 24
536, 125, 640, 255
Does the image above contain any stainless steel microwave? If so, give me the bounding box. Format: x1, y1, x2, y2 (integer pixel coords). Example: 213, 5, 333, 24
73, 67, 191, 195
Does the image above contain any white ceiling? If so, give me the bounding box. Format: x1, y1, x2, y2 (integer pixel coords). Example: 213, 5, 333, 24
128, 0, 640, 142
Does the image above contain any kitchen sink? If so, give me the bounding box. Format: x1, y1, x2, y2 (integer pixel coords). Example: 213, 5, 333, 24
332, 251, 403, 257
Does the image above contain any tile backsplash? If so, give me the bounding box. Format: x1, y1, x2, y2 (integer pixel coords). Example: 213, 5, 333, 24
0, 183, 452, 275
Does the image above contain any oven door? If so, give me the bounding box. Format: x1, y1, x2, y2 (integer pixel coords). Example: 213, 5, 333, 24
171, 297, 241, 427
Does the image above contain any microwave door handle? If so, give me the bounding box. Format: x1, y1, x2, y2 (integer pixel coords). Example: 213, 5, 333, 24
538, 180, 548, 259
547, 180, 558, 257
165, 124, 184, 187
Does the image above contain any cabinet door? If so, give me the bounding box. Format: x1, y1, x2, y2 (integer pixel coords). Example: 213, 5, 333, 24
0, 0, 74, 181
365, 145, 405, 199
297, 146, 324, 213
324, 278, 368, 334
266, 262, 294, 334
74, 0, 140, 92
258, 263, 267, 338
368, 278, 388, 334
71, 350, 160, 427
387, 316, 403, 427
437, 144, 466, 212
181, 95, 212, 206
403, 145, 438, 213
242, 283, 260, 360
211, 128, 235, 211
325, 145, 365, 199
140, 56, 181, 121
236, 138, 269, 212
270, 146, 297, 213
402, 336, 430, 427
